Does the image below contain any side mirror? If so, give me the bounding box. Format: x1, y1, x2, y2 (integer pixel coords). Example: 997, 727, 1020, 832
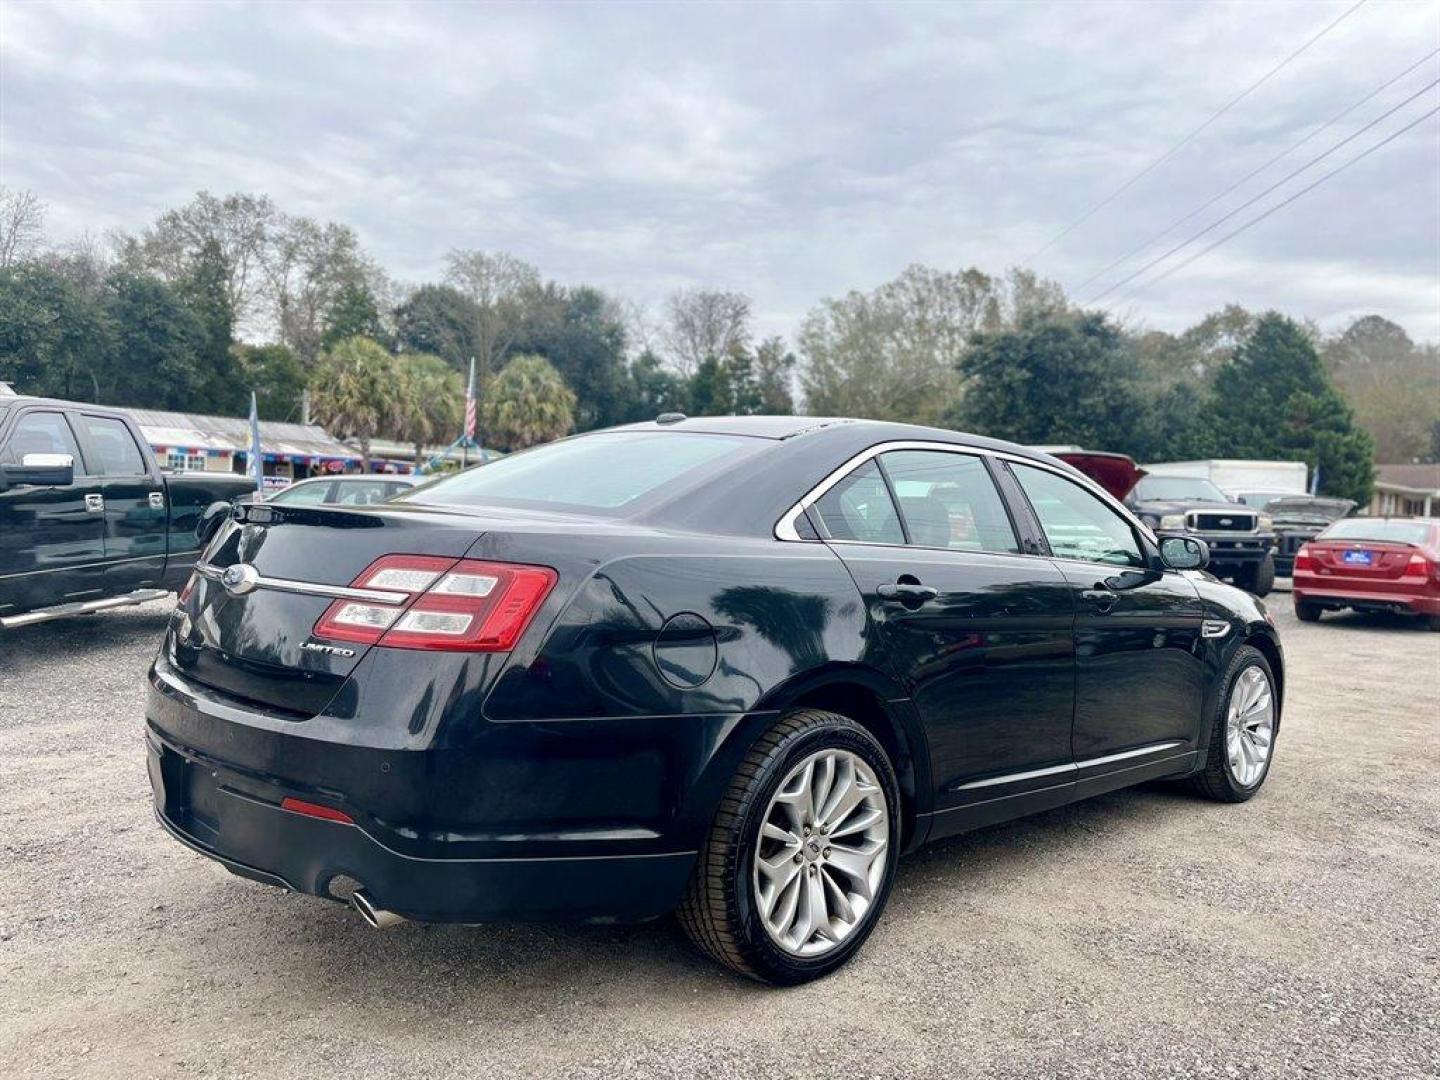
1159, 534, 1209, 571
0, 452, 75, 489
195, 500, 233, 545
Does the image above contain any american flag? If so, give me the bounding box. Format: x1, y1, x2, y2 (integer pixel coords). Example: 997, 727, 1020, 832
463, 356, 477, 440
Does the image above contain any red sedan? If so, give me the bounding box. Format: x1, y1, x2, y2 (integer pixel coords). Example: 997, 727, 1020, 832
1293, 518, 1440, 630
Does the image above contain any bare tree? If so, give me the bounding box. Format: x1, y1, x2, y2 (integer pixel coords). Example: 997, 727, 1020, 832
662, 288, 752, 377
113, 191, 279, 332
443, 249, 540, 391
0, 188, 46, 268
263, 217, 380, 366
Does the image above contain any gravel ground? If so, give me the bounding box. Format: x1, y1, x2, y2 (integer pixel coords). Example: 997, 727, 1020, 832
1, 588, 1437, 1080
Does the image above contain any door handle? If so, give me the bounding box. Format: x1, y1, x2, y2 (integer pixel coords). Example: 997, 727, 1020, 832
149, 491, 165, 510
877, 580, 939, 607
84, 494, 105, 514
1081, 587, 1117, 612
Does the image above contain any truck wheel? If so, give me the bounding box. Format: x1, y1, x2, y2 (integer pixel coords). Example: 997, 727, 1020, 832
1294, 599, 1323, 623
1188, 645, 1277, 803
678, 709, 901, 985
1235, 555, 1275, 597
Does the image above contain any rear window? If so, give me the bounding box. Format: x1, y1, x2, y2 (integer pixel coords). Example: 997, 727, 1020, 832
1321, 519, 1435, 545
404, 431, 759, 513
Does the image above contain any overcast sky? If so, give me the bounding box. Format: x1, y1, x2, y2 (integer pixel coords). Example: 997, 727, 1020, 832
3, 0, 1437, 343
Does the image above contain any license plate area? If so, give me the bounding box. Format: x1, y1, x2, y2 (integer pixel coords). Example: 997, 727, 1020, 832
158, 747, 223, 845
1342, 549, 1374, 566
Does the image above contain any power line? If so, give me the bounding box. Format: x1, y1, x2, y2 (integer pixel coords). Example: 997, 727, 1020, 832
1102, 103, 1440, 309
1071, 47, 1440, 300
1085, 75, 1439, 304
1021, 0, 1369, 264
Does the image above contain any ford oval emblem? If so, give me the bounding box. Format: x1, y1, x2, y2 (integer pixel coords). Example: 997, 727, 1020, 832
1219, 518, 1232, 526
221, 563, 260, 597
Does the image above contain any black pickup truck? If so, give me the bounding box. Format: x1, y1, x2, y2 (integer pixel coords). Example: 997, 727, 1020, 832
0, 395, 253, 629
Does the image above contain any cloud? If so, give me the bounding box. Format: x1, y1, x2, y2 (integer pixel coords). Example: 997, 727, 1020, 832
2, 0, 1436, 342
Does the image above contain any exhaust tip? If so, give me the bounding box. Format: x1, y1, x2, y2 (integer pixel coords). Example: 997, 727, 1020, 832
350, 888, 406, 930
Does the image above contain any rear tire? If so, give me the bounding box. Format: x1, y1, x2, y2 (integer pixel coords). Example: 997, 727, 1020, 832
678, 709, 901, 985
1294, 599, 1323, 623
1426, 615, 1440, 632
1188, 645, 1277, 803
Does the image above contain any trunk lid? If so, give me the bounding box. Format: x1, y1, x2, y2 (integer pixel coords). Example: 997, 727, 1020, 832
171, 503, 492, 714
1052, 451, 1146, 501
1304, 539, 1416, 580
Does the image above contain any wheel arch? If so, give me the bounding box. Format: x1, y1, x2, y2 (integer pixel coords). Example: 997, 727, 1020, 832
757, 664, 930, 851
1243, 629, 1284, 726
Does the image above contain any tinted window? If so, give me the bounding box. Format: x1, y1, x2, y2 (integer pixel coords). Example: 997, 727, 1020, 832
270, 481, 333, 505
77, 415, 147, 476
3, 411, 83, 469
1013, 463, 1144, 567
812, 460, 904, 545
882, 450, 1019, 553
406, 431, 757, 513
1321, 519, 1435, 545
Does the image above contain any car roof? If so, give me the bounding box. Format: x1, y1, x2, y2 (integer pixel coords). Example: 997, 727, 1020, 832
609, 414, 1054, 461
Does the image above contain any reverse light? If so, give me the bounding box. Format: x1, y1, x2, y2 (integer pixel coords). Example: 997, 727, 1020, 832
312, 554, 557, 652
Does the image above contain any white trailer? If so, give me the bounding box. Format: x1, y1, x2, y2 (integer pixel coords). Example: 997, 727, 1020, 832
1142, 459, 1309, 505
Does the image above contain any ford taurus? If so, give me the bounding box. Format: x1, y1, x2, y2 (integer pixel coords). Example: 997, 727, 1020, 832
146, 415, 1284, 984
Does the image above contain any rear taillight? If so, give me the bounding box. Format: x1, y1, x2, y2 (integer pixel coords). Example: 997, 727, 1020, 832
178, 571, 198, 604
1293, 545, 1315, 573
1405, 553, 1428, 577
312, 554, 557, 652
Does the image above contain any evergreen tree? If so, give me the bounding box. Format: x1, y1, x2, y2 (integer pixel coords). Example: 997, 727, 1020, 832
1205, 313, 1373, 503
177, 238, 244, 413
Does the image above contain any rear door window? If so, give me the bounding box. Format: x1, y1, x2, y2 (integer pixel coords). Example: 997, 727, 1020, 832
270, 481, 334, 505
811, 460, 905, 545
76, 415, 147, 477
881, 450, 1019, 553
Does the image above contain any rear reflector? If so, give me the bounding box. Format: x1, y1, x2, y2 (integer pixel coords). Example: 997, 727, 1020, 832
312, 554, 557, 653
280, 797, 354, 824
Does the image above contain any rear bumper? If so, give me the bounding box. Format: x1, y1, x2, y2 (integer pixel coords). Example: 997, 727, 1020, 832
147, 725, 696, 922
1292, 578, 1440, 616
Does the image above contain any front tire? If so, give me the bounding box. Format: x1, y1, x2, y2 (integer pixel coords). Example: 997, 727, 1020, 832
678, 709, 901, 984
1188, 645, 1278, 803
1235, 554, 1276, 597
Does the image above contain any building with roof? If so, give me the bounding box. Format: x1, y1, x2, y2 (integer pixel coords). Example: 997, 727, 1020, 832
119, 407, 363, 485
1369, 464, 1440, 518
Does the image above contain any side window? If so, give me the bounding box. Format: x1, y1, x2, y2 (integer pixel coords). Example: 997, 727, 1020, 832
881, 450, 1019, 553
271, 481, 333, 505
1011, 464, 1144, 567
811, 460, 904, 545
333, 480, 394, 505
2, 411, 84, 469
76, 415, 147, 477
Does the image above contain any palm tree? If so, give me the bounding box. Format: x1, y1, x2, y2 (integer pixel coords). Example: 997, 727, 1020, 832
394, 353, 462, 465
308, 336, 397, 470
482, 354, 576, 451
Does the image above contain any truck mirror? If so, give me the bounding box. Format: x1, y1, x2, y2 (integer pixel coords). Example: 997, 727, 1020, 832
0, 453, 75, 489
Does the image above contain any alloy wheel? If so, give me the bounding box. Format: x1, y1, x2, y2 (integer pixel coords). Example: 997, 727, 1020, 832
752, 748, 890, 957
1226, 665, 1274, 788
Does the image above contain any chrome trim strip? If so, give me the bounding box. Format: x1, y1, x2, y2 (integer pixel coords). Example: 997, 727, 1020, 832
954, 761, 1075, 791
951, 740, 1187, 791
773, 440, 1155, 545
194, 562, 409, 605
1074, 740, 1186, 770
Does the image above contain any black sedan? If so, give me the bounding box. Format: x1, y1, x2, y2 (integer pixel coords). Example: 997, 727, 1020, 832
146, 416, 1284, 984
